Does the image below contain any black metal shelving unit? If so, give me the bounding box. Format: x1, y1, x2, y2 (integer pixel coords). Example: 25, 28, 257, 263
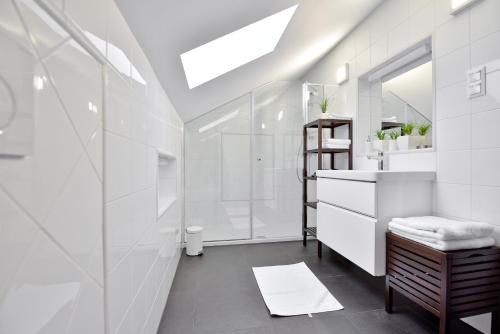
302, 118, 353, 257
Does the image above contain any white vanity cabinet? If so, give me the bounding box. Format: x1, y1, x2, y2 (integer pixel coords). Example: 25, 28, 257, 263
316, 170, 435, 276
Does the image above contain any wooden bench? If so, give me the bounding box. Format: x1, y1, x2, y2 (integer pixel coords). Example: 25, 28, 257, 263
385, 232, 500, 334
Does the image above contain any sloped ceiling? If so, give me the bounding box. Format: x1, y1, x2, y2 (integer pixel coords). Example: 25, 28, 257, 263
116, 0, 383, 122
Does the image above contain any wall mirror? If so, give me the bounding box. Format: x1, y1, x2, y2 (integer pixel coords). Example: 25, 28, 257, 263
357, 38, 433, 156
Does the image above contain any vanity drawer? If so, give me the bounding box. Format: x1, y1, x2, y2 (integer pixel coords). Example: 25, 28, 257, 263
317, 202, 380, 275
317, 178, 376, 217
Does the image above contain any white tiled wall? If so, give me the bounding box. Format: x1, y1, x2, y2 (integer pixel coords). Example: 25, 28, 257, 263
303, 0, 500, 332
96, 1, 184, 333
0, 0, 105, 333
0, 0, 184, 333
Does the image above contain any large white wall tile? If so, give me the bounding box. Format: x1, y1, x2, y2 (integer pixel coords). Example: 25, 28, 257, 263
434, 0, 453, 26
105, 132, 133, 201
470, 0, 500, 41
409, 0, 433, 15
471, 149, 500, 186
387, 21, 410, 57
16, 0, 69, 58
436, 115, 471, 151
44, 154, 103, 284
0, 190, 38, 298
436, 46, 470, 89
66, 280, 105, 334
471, 109, 500, 149
368, 0, 409, 43
354, 24, 370, 55
436, 81, 470, 120
435, 182, 471, 219
0, 66, 83, 222
435, 10, 469, 58
107, 254, 134, 334
409, 1, 435, 42
44, 42, 103, 146
86, 124, 103, 180
471, 30, 500, 67
0, 1, 37, 72
0, 232, 85, 334
356, 48, 371, 76
437, 150, 471, 184
371, 36, 388, 68
105, 67, 132, 137
472, 185, 500, 226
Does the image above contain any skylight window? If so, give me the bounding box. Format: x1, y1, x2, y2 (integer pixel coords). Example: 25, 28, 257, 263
180, 5, 298, 89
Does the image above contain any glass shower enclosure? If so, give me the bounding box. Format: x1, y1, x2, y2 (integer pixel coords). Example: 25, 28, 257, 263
185, 81, 303, 242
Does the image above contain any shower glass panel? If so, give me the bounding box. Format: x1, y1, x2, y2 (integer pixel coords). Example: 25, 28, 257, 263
185, 82, 304, 242
185, 94, 251, 241
252, 82, 303, 239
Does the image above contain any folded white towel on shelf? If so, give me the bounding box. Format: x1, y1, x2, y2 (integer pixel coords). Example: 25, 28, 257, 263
323, 143, 350, 149
388, 216, 494, 241
314, 144, 350, 149
325, 138, 351, 145
390, 230, 495, 251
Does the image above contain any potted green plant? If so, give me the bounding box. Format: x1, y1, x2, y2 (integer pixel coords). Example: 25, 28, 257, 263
417, 123, 431, 148
319, 97, 329, 119
389, 129, 400, 151
396, 122, 418, 150
373, 129, 388, 151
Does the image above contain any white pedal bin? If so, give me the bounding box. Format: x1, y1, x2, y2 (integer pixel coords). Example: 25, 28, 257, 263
186, 226, 203, 256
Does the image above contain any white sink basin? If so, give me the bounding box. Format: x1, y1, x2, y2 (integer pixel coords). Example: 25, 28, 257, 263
316, 170, 436, 182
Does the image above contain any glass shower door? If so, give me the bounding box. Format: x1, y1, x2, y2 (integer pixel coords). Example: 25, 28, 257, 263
252, 82, 303, 239
185, 94, 251, 241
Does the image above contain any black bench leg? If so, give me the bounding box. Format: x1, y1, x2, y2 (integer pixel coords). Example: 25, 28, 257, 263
385, 276, 393, 314
439, 315, 450, 334
492, 311, 499, 334
317, 241, 322, 258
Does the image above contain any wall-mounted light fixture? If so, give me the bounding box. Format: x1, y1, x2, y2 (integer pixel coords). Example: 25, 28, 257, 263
450, 0, 482, 15
336, 63, 349, 85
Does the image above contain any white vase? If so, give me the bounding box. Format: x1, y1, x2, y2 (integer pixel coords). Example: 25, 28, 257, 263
373, 139, 389, 152
396, 135, 419, 150
388, 140, 398, 151
417, 135, 426, 148
320, 112, 330, 119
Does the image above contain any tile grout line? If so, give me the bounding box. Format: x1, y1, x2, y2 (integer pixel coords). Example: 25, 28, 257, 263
0, 183, 103, 288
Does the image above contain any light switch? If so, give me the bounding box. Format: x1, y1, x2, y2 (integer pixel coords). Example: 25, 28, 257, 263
467, 66, 486, 99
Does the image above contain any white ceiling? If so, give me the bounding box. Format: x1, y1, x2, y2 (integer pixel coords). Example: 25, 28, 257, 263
116, 0, 383, 122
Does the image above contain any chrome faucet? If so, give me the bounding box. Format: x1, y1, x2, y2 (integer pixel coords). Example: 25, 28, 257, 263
367, 151, 384, 170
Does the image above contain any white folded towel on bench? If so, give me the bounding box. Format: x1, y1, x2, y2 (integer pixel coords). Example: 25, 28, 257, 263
389, 216, 494, 241
390, 230, 495, 251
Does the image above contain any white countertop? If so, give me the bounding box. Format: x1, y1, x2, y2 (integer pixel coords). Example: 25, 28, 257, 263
316, 170, 436, 182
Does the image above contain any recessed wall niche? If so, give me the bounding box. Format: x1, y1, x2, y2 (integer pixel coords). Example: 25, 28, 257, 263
157, 149, 177, 218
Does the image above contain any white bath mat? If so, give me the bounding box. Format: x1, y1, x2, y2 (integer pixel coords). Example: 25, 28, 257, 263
252, 262, 343, 316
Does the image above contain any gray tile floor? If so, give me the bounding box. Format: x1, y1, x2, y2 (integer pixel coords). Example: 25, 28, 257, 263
158, 241, 481, 334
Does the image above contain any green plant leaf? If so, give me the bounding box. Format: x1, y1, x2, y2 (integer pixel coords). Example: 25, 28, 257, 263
319, 98, 328, 113
401, 123, 415, 136
376, 129, 386, 140
390, 129, 400, 140
418, 123, 431, 136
